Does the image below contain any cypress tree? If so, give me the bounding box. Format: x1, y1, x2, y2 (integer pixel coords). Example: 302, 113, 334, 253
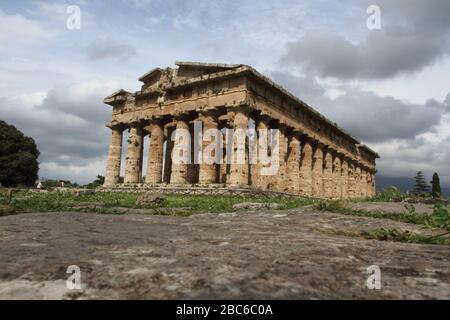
431, 172, 442, 199
413, 171, 429, 195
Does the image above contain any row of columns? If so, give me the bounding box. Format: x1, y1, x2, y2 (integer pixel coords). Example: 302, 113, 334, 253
104, 107, 376, 198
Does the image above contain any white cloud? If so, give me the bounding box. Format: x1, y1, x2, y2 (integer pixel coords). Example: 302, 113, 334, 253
0, 10, 55, 54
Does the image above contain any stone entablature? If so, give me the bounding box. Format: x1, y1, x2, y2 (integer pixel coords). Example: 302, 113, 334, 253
103, 61, 379, 199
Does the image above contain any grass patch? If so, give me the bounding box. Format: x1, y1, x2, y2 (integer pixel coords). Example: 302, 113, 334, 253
2, 190, 313, 216
362, 228, 450, 246
314, 200, 450, 231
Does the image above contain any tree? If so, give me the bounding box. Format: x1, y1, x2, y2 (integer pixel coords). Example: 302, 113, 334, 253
84, 175, 105, 189
431, 172, 442, 199
0, 120, 39, 187
413, 171, 429, 195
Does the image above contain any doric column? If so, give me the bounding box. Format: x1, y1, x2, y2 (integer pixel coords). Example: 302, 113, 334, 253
124, 123, 144, 184
219, 126, 228, 184
170, 116, 191, 184
371, 171, 377, 196
275, 124, 288, 192
286, 133, 301, 193
323, 148, 334, 199
332, 153, 342, 199
347, 161, 356, 198
341, 157, 349, 199
254, 115, 271, 190
361, 167, 368, 198
199, 112, 219, 184
187, 123, 198, 183
299, 137, 313, 196
312, 142, 324, 197
366, 170, 372, 197
104, 125, 123, 186
228, 107, 250, 187
145, 119, 165, 184
355, 165, 362, 198
163, 125, 175, 183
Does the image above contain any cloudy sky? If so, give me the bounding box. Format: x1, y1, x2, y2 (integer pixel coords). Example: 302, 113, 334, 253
0, 0, 449, 185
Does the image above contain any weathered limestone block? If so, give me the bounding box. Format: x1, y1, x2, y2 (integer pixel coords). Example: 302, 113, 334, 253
312, 144, 324, 198
136, 192, 165, 207
228, 108, 249, 187
286, 134, 301, 193
299, 139, 313, 196
104, 126, 123, 186
199, 113, 219, 184
170, 117, 191, 184
124, 125, 143, 184
323, 149, 334, 199
145, 121, 164, 184
341, 158, 349, 199
332, 155, 342, 199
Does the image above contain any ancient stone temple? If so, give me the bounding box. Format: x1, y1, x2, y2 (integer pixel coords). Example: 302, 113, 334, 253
102, 61, 379, 199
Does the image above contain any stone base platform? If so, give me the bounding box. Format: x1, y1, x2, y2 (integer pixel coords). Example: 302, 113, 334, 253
99, 184, 304, 198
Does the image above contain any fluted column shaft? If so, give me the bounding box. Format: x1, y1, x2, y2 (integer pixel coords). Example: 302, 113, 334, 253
299, 139, 313, 196
341, 158, 349, 199
104, 126, 123, 186
355, 166, 362, 198
254, 117, 270, 190
276, 126, 288, 191
347, 162, 355, 198
312, 144, 324, 197
333, 154, 342, 199
199, 113, 219, 184
286, 134, 301, 193
170, 117, 191, 184
323, 149, 334, 199
371, 172, 377, 196
361, 168, 367, 198
124, 125, 143, 184
163, 126, 175, 183
229, 108, 249, 187
145, 121, 164, 184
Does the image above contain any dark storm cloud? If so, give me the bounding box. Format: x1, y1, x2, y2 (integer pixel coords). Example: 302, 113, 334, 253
269, 71, 449, 142
0, 80, 117, 168
85, 41, 137, 61
281, 0, 450, 79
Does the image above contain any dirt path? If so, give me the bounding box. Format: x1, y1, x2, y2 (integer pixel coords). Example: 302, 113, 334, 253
0, 208, 449, 299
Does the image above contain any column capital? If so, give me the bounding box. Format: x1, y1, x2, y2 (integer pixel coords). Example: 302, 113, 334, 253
143, 117, 167, 133
227, 104, 252, 115
289, 128, 304, 137
106, 121, 125, 131
198, 109, 221, 121
128, 120, 145, 129
254, 113, 272, 124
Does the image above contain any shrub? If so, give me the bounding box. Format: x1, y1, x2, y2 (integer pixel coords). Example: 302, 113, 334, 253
313, 200, 347, 211
373, 186, 407, 202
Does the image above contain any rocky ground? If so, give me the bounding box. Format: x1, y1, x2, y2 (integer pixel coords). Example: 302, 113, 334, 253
0, 204, 449, 299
